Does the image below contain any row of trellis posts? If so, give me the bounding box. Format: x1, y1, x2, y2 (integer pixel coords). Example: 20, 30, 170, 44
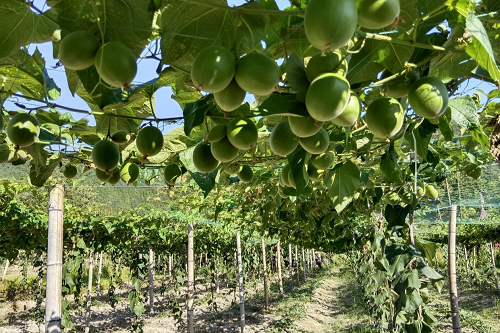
43, 185, 321, 333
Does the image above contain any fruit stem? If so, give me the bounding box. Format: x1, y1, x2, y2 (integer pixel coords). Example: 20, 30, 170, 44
178, 0, 305, 16
358, 31, 447, 52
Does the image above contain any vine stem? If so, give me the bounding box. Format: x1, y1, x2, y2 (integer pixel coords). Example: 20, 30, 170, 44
178, 0, 304, 16
358, 31, 447, 52
412, 4, 448, 43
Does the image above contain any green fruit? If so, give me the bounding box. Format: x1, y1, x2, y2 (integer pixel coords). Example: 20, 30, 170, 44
305, 73, 351, 121
310, 151, 334, 169
7, 113, 40, 147
193, 143, 219, 173
408, 77, 449, 119
238, 165, 253, 183
214, 79, 246, 112
95, 168, 112, 183
191, 46, 235, 93
223, 162, 241, 175
288, 116, 324, 138
288, 167, 309, 189
331, 93, 361, 127
425, 184, 439, 199
63, 165, 78, 179
137, 126, 164, 158
235, 52, 279, 96
227, 117, 258, 150
306, 51, 347, 82
365, 97, 404, 138
107, 168, 121, 185
307, 163, 324, 181
387, 192, 399, 205
399, 190, 414, 205
95, 42, 137, 88
111, 130, 131, 144
0, 144, 12, 164
164, 164, 182, 185
92, 140, 120, 172
207, 125, 227, 143
299, 128, 330, 154
411, 195, 420, 206
417, 186, 425, 197
211, 136, 239, 162
281, 164, 291, 187
356, 0, 400, 30
270, 122, 298, 156
304, 0, 358, 52
120, 162, 139, 185
58, 31, 100, 70
380, 70, 420, 98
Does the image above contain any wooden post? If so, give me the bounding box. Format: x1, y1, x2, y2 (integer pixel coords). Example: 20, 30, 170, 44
302, 247, 306, 280
409, 212, 415, 245
169, 253, 172, 282
448, 206, 461, 333
261, 239, 268, 310
149, 248, 155, 315
2, 259, 9, 280
490, 242, 499, 292
187, 224, 194, 333
464, 246, 469, 278
96, 252, 103, 300
288, 244, 293, 291
294, 245, 299, 284
45, 184, 64, 333
312, 249, 316, 271
473, 246, 477, 272
236, 233, 245, 333
84, 250, 94, 333
277, 241, 284, 295
216, 255, 220, 293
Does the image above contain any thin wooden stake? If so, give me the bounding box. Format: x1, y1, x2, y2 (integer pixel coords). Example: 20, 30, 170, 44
302, 248, 306, 280
2, 259, 9, 280
448, 206, 461, 333
148, 248, 155, 315
45, 184, 64, 333
187, 224, 194, 333
288, 244, 293, 291
236, 233, 245, 333
294, 245, 299, 284
464, 246, 469, 278
490, 242, 499, 292
216, 255, 220, 293
261, 239, 268, 310
96, 252, 103, 300
169, 253, 172, 282
277, 241, 284, 295
84, 250, 94, 333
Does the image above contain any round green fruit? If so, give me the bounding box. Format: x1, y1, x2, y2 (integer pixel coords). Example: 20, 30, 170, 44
111, 130, 131, 144
307, 163, 324, 181
281, 164, 291, 187
365, 97, 404, 138
58, 31, 100, 70
408, 77, 449, 119
211, 136, 239, 162
238, 165, 253, 183
417, 186, 425, 197
164, 164, 182, 185
331, 93, 361, 127
305, 0, 357, 51
288, 116, 324, 138
63, 165, 78, 179
207, 125, 227, 143
92, 140, 120, 172
425, 184, 439, 199
310, 151, 334, 169
398, 190, 414, 205
0, 144, 12, 164
136, 126, 164, 158
223, 162, 241, 175
235, 52, 279, 96
214, 79, 246, 112
193, 142, 219, 173
227, 117, 258, 150
305, 73, 351, 121
306, 51, 347, 82
95, 168, 112, 183
7, 113, 40, 147
191, 46, 235, 93
270, 122, 298, 156
95, 42, 137, 88
380, 70, 420, 99
299, 128, 330, 154
120, 162, 139, 185
387, 192, 399, 205
356, 0, 400, 29
107, 168, 121, 185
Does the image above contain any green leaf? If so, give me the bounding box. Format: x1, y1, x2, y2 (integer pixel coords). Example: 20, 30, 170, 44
380, 149, 403, 184
465, 12, 500, 84
463, 163, 482, 179
326, 160, 360, 213
254, 93, 309, 117
419, 265, 443, 280
438, 108, 454, 141
407, 269, 421, 289
448, 96, 479, 130
29, 153, 62, 187
286, 53, 309, 103
287, 146, 308, 195
235, 2, 270, 56
190, 168, 218, 198
404, 290, 423, 312
183, 95, 215, 136
385, 204, 411, 230
24, 143, 48, 174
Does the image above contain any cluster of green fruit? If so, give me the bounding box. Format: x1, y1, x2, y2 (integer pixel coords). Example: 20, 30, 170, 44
385, 183, 440, 207
58, 31, 137, 88
0, 113, 40, 164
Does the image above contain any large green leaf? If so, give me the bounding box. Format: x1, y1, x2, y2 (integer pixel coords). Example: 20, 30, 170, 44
29, 153, 62, 187
326, 160, 360, 213
380, 149, 403, 184
287, 145, 308, 195
448, 96, 479, 130
286, 53, 309, 103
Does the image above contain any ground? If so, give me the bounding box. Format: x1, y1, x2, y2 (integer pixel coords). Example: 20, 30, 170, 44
0, 262, 499, 332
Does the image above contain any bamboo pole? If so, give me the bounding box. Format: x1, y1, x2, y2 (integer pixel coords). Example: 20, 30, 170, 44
236, 233, 245, 333
312, 249, 316, 271
473, 246, 477, 272
216, 255, 220, 293
277, 241, 284, 295
261, 239, 268, 310
409, 212, 415, 245
96, 252, 103, 300
294, 246, 299, 284
490, 242, 499, 292
169, 254, 172, 282
288, 244, 293, 291
84, 250, 94, 333
448, 206, 461, 333
302, 248, 306, 280
464, 246, 470, 278
187, 224, 194, 333
2, 259, 9, 280
45, 184, 64, 333
149, 248, 155, 315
